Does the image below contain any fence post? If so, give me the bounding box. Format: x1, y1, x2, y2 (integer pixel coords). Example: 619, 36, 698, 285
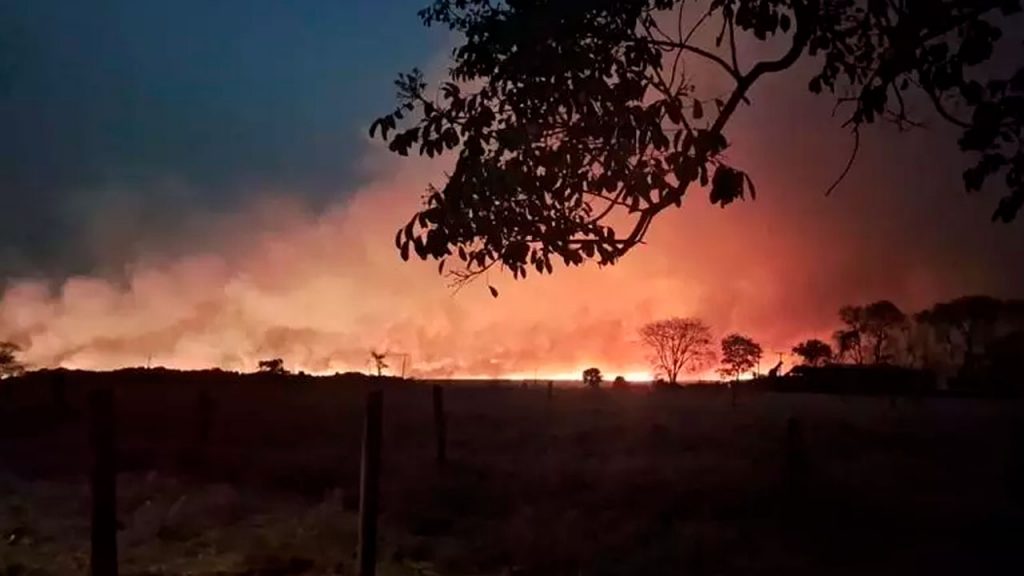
90, 388, 118, 576
432, 384, 447, 466
547, 381, 554, 401
357, 389, 383, 576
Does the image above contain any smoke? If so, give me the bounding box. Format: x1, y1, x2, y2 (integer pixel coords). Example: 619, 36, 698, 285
2, 40, 1023, 380
0, 147, 678, 378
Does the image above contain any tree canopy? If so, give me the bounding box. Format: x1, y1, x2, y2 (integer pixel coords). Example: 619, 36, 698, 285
257, 358, 286, 374
639, 317, 714, 384
719, 333, 763, 380
583, 367, 604, 388
792, 338, 833, 366
916, 295, 1023, 371
374, 0, 1024, 285
1, 341, 23, 378
833, 301, 907, 365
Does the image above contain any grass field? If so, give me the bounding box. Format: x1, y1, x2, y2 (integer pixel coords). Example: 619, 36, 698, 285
1, 370, 1023, 575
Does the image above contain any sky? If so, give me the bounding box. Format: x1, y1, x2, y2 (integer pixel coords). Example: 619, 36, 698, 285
0, 1, 1022, 379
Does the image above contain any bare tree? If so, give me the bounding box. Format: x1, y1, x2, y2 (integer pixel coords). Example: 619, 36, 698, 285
639, 318, 714, 385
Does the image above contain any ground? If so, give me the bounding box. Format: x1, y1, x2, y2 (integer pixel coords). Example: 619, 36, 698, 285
1, 370, 1022, 575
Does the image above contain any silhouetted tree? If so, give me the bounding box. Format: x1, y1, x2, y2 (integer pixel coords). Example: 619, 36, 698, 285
834, 305, 867, 364
612, 375, 629, 389
719, 334, 762, 381
917, 295, 1004, 372
0, 342, 24, 378
370, 351, 389, 377
257, 358, 285, 374
374, 0, 1024, 287
862, 301, 908, 364
835, 302, 907, 364
792, 339, 832, 366
639, 317, 714, 385
583, 367, 603, 389
900, 320, 934, 370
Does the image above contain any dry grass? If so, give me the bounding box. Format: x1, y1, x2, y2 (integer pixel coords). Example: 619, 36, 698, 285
1, 372, 1023, 574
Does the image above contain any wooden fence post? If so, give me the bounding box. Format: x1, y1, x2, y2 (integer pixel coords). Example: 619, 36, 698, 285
357, 389, 383, 576
547, 381, 554, 400
432, 384, 447, 466
90, 388, 118, 576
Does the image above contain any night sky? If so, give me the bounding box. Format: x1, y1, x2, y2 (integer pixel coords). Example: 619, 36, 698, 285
0, 1, 1022, 377
1, 0, 441, 276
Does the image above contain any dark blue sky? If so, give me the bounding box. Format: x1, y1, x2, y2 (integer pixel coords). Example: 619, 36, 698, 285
0, 0, 442, 276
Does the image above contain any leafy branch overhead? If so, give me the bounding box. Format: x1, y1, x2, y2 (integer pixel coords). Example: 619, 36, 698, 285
372, 0, 1024, 285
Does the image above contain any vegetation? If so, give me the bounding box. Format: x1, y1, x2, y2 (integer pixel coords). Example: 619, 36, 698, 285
718, 334, 763, 381
792, 339, 833, 366
257, 358, 286, 375
915, 295, 1015, 371
370, 350, 389, 377
1, 370, 1022, 575
1, 342, 24, 378
832, 301, 908, 365
818, 295, 1024, 393
626, 294, 1024, 388
374, 0, 1024, 286
639, 317, 714, 384
582, 367, 604, 388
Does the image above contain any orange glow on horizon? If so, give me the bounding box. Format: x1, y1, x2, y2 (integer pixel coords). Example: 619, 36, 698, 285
1, 51, 1014, 378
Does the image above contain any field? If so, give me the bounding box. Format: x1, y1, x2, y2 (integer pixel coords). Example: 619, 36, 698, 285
1, 370, 1023, 575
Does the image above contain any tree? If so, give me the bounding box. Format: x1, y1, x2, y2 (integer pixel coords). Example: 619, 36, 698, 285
370, 350, 389, 377
1, 342, 24, 378
719, 334, 763, 381
792, 339, 832, 367
834, 301, 906, 364
862, 300, 908, 364
917, 295, 1004, 371
834, 305, 868, 364
257, 358, 285, 374
612, 375, 629, 389
374, 1, 1024, 286
639, 317, 714, 385
583, 367, 604, 388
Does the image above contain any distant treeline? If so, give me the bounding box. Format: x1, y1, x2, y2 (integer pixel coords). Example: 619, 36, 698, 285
779, 295, 1024, 396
